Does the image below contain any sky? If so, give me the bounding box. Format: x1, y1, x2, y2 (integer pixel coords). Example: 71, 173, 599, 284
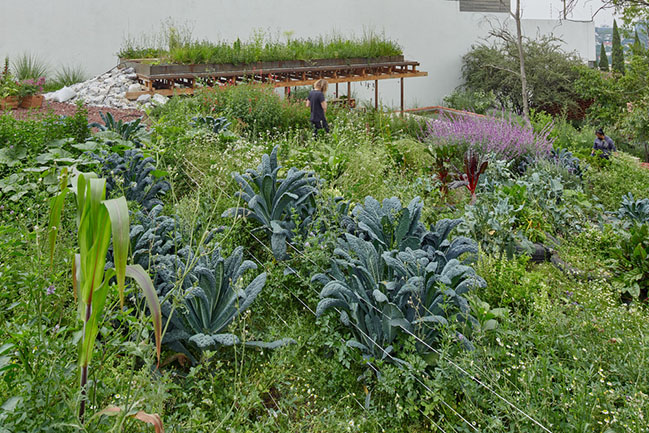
521, 0, 616, 26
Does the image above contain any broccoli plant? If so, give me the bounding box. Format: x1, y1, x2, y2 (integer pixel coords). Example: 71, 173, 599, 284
223, 146, 318, 260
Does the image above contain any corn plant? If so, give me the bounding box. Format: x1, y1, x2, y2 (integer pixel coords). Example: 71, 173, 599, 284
48, 170, 161, 421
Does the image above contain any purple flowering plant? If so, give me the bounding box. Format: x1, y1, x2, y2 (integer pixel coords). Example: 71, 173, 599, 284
425, 112, 555, 161
17, 76, 46, 97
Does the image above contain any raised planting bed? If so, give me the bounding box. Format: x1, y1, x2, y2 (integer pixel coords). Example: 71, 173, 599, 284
121, 55, 405, 77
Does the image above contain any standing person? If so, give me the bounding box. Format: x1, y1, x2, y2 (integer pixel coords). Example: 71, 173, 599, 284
591, 128, 616, 159
306, 79, 329, 138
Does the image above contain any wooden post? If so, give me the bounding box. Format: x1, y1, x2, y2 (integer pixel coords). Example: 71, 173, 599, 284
375, 80, 379, 110
400, 77, 404, 115
347, 81, 351, 107
335, 82, 339, 98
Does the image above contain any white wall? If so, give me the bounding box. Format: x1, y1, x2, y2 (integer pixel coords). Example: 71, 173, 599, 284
0, 0, 594, 108
521, 19, 596, 63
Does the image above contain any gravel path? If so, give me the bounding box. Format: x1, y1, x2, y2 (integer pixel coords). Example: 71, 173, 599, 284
6, 101, 146, 124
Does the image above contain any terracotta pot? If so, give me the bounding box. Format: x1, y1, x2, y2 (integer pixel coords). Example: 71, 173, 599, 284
19, 94, 44, 109
0, 96, 20, 110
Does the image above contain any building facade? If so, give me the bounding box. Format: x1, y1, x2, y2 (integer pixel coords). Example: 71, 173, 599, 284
0, 0, 594, 107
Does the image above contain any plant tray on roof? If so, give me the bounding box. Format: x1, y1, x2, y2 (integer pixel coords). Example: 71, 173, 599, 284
121, 55, 406, 77
118, 32, 404, 75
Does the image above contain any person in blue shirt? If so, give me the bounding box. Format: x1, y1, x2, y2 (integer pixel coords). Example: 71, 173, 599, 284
306, 79, 329, 138
591, 128, 616, 158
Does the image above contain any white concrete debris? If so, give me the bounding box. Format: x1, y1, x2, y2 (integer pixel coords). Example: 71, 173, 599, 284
152, 94, 168, 105
43, 66, 152, 110
44, 86, 77, 103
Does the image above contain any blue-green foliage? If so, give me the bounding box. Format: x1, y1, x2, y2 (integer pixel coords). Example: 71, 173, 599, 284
90, 112, 148, 146
223, 146, 318, 259
617, 193, 649, 226
190, 115, 231, 134
313, 196, 484, 363
92, 150, 170, 211
461, 160, 593, 255
162, 246, 292, 361
125, 206, 291, 361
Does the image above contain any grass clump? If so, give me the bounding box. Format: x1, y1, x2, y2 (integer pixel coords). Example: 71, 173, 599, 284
120, 28, 402, 64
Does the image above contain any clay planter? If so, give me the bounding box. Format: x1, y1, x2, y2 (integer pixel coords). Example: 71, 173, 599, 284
19, 94, 44, 109
0, 96, 20, 110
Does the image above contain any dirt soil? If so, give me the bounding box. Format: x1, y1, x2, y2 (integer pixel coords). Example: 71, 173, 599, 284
6, 101, 145, 124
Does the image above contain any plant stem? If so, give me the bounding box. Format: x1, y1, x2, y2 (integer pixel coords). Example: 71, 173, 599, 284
79, 300, 92, 422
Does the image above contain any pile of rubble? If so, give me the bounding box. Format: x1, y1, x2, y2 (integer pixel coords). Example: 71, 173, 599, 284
44, 66, 167, 110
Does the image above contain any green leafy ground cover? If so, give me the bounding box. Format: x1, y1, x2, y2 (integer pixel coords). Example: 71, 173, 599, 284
1, 84, 648, 432
119, 28, 402, 65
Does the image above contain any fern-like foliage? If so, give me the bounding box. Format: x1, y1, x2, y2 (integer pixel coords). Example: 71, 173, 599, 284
92, 150, 170, 211
223, 146, 318, 259
314, 196, 485, 363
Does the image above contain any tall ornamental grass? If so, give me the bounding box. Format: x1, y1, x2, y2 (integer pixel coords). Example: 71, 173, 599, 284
426, 113, 554, 160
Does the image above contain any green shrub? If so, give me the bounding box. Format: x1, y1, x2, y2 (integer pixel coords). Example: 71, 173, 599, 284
584, 152, 649, 210
475, 254, 544, 313
11, 53, 48, 80
610, 223, 649, 301
196, 84, 309, 136
442, 89, 498, 114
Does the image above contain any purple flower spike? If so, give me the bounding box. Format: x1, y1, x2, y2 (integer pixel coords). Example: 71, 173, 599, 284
425, 112, 554, 161
46, 284, 55, 295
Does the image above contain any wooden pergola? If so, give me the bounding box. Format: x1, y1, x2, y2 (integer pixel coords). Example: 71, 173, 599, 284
123, 57, 427, 112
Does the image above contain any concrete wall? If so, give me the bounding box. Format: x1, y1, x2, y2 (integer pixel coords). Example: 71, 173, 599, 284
0, 0, 594, 108
521, 19, 596, 63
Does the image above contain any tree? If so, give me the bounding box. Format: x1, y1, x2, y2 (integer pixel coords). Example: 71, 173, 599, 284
633, 29, 643, 52
612, 20, 626, 74
461, 36, 587, 116
599, 43, 610, 71
498, 0, 530, 120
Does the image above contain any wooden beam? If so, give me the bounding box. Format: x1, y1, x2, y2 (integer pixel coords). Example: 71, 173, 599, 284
271, 71, 428, 88
125, 88, 195, 100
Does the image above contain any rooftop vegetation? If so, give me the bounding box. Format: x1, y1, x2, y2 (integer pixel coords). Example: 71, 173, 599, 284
119, 26, 402, 65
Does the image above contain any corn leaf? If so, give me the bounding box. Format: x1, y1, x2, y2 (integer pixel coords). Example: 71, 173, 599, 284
126, 264, 162, 365
47, 189, 68, 268
103, 197, 130, 307
72, 253, 81, 304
